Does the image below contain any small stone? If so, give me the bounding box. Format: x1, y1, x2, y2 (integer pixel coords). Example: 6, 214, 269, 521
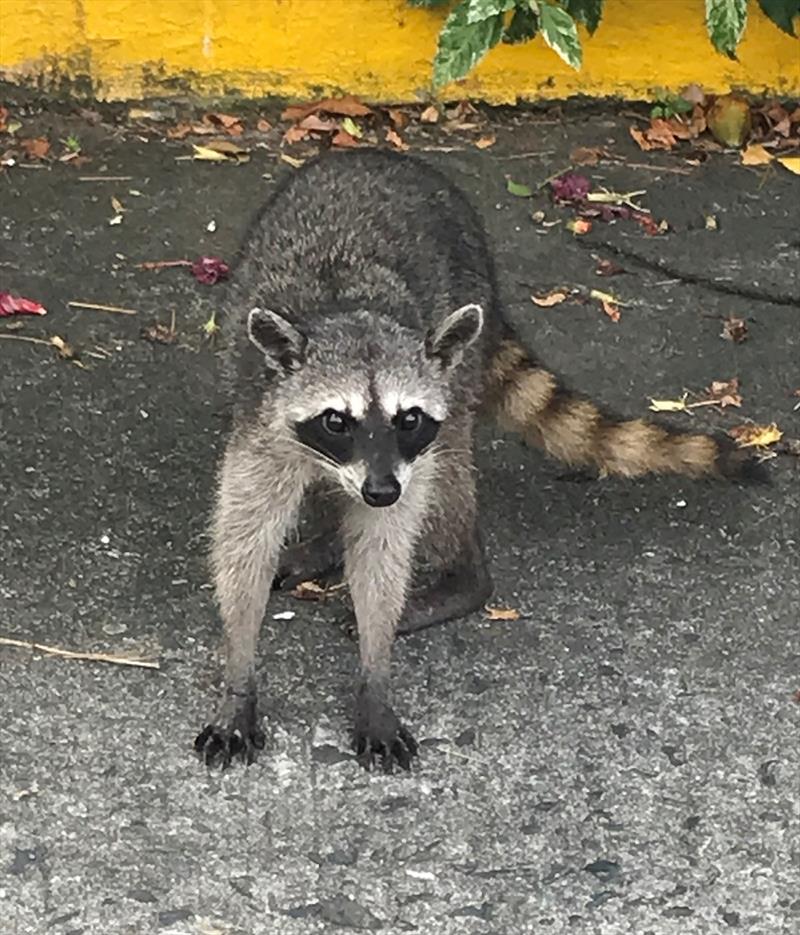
454, 727, 475, 747
126, 889, 157, 903
719, 908, 741, 927
158, 910, 192, 927
318, 895, 382, 929
662, 906, 693, 918
583, 859, 620, 882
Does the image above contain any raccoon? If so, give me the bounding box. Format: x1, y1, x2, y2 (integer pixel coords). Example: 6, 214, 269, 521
195, 149, 757, 772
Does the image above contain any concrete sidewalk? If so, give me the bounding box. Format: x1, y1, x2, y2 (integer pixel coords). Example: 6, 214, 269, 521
1, 102, 798, 935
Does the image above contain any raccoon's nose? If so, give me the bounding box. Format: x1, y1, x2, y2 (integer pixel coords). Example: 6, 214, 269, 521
361, 474, 401, 508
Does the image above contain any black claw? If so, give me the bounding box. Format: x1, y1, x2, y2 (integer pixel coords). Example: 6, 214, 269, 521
194, 720, 264, 769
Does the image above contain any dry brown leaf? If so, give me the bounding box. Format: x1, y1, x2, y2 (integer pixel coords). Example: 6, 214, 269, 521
280, 153, 306, 168
531, 290, 568, 307
289, 580, 327, 601
595, 258, 625, 277
256, 118, 273, 133
110, 196, 125, 214
728, 423, 782, 448
331, 130, 360, 148
741, 143, 774, 166
570, 146, 609, 165
20, 137, 50, 159
141, 321, 177, 344
282, 125, 310, 144
281, 95, 372, 123
485, 606, 520, 621
701, 377, 742, 408
721, 316, 748, 344
630, 121, 677, 152
385, 128, 409, 151
682, 83, 706, 107
298, 114, 338, 133
420, 105, 440, 124
475, 134, 496, 150
387, 108, 408, 130
590, 288, 621, 322
600, 299, 620, 322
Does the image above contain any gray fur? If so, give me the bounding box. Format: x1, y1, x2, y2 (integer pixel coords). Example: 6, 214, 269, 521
197, 151, 504, 771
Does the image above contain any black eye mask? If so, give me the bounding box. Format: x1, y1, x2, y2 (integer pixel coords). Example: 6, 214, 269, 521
294, 405, 440, 467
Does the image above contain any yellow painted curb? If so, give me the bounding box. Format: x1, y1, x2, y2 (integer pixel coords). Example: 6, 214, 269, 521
1, 0, 798, 102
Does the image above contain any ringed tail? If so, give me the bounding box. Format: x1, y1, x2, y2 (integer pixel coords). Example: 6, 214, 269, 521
486, 338, 759, 481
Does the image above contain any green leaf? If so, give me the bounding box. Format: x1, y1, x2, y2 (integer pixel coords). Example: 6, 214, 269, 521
758, 0, 799, 36
563, 0, 603, 34
408, 0, 451, 7
503, 4, 539, 43
507, 178, 533, 197
465, 0, 516, 23
432, 2, 505, 87
705, 0, 748, 58
539, 1, 583, 69
341, 117, 363, 138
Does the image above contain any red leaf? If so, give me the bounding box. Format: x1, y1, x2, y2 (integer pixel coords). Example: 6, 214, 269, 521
0, 292, 48, 316
191, 256, 230, 285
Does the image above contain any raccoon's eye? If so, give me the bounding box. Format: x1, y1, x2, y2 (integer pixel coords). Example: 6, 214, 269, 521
398, 408, 423, 432
321, 409, 348, 435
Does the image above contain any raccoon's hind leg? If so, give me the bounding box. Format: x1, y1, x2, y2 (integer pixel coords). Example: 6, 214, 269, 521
399, 433, 492, 634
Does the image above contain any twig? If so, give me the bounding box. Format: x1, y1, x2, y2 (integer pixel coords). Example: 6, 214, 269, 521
499, 150, 556, 160
612, 160, 692, 176
135, 259, 192, 270
79, 175, 134, 182
0, 334, 52, 346
537, 165, 573, 190
68, 300, 138, 315
0, 636, 160, 669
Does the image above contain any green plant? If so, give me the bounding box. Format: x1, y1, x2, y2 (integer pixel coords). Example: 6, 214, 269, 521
408, 0, 799, 88
650, 91, 694, 120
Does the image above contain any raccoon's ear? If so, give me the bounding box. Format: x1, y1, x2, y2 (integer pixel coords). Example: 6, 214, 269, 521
425, 303, 484, 370
247, 307, 307, 373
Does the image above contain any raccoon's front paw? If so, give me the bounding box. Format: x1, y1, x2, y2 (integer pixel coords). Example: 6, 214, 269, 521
194, 694, 265, 768
352, 688, 418, 773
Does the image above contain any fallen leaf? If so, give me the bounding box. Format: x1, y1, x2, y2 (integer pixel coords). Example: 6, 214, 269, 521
721, 316, 748, 343
167, 122, 216, 140
111, 196, 125, 214
531, 210, 546, 223
630, 122, 676, 152
551, 172, 591, 203
289, 580, 328, 601
475, 134, 496, 150
741, 143, 774, 166
141, 321, 177, 344
331, 130, 361, 148
281, 95, 372, 123
595, 258, 625, 277
0, 292, 47, 316
728, 423, 782, 448
280, 153, 306, 168
191, 256, 230, 285
566, 218, 592, 235
707, 95, 752, 148
507, 178, 532, 197
387, 108, 408, 130
705, 215, 718, 230
191, 140, 250, 164
0, 106, 8, 132
649, 394, 689, 412
256, 118, 273, 133
420, 105, 440, 124
776, 155, 800, 175
297, 114, 337, 133
531, 290, 568, 307
485, 606, 520, 621
282, 125, 310, 144
20, 137, 50, 159
340, 117, 363, 139
385, 128, 409, 151
698, 377, 742, 408
50, 335, 81, 363
590, 288, 622, 322
206, 112, 243, 134
634, 212, 668, 236
569, 146, 609, 166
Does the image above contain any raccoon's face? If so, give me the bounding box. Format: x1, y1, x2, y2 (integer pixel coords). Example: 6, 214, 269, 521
294, 397, 442, 507
247, 302, 483, 507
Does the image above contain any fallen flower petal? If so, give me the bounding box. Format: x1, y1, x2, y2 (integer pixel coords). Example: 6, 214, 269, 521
0, 292, 48, 316
550, 172, 591, 203
191, 256, 230, 285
